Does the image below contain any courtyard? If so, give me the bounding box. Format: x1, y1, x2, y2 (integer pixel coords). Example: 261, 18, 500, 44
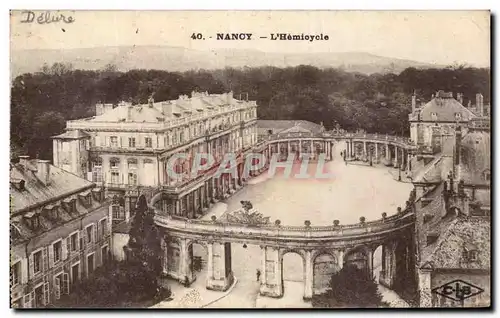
154, 143, 413, 308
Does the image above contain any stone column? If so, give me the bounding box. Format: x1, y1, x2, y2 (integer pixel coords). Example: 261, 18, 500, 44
407, 152, 412, 173
310, 140, 314, 159
303, 250, 313, 300
206, 241, 213, 285
394, 146, 399, 167
207, 242, 232, 291
260, 245, 267, 285
418, 269, 433, 307
287, 141, 291, 157
345, 141, 349, 159
385, 143, 390, 162
338, 250, 344, 269
299, 140, 302, 158
375, 143, 379, 163
162, 237, 169, 274
179, 238, 194, 284
363, 141, 367, 158
259, 247, 282, 298
367, 248, 374, 281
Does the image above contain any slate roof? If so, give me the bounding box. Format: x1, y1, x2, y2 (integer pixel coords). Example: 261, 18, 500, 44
10, 160, 94, 214
421, 217, 490, 270
413, 155, 453, 184
79, 92, 241, 124
409, 90, 477, 122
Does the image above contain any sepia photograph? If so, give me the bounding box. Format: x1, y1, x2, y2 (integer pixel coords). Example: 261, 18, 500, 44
9, 10, 491, 309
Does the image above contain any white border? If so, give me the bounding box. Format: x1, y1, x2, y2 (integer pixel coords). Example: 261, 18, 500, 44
3, 1, 498, 317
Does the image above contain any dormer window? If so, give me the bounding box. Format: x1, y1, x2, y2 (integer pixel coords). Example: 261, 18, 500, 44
44, 205, 59, 221
78, 191, 92, 206
24, 211, 40, 230
462, 243, 478, 262
63, 198, 77, 214
431, 112, 438, 121
455, 112, 462, 121
92, 188, 103, 202
426, 233, 439, 246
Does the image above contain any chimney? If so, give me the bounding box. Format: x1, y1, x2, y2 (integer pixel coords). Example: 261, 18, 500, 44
227, 91, 234, 104
19, 155, 30, 167
127, 106, 133, 121
411, 91, 416, 112
476, 93, 484, 116
457, 93, 463, 105
36, 160, 51, 185
148, 96, 154, 108
454, 126, 462, 180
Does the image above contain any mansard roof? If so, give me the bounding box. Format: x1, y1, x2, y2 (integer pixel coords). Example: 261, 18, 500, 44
409, 91, 477, 122
10, 159, 94, 214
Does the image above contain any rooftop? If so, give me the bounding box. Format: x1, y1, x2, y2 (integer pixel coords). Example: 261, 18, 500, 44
51, 129, 90, 140
10, 159, 94, 214
409, 90, 477, 122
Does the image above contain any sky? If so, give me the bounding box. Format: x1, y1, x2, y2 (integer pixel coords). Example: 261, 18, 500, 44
10, 10, 490, 66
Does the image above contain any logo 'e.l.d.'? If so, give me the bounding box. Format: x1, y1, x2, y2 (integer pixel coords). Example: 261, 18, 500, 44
432, 280, 484, 302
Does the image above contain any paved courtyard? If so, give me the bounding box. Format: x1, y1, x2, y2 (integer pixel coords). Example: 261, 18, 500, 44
156, 143, 413, 308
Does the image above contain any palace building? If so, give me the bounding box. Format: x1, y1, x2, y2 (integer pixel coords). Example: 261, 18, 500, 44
52, 92, 259, 224
10, 157, 112, 308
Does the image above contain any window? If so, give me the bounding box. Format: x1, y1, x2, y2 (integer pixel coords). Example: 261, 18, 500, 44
128, 172, 137, 185
483, 170, 491, 182
111, 171, 120, 184
455, 112, 462, 121
111, 205, 124, 222
110, 136, 118, 147
172, 133, 177, 145
87, 253, 95, 277
179, 132, 184, 143
52, 241, 62, 264
128, 137, 136, 148
99, 218, 108, 239
71, 263, 80, 284
431, 112, 438, 121
70, 232, 78, 252
54, 272, 69, 300
101, 246, 109, 264
145, 137, 152, 148
10, 261, 21, 287
110, 159, 120, 169
33, 250, 43, 274
86, 224, 94, 244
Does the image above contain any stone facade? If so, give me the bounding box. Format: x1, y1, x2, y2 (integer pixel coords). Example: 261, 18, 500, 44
10, 158, 112, 308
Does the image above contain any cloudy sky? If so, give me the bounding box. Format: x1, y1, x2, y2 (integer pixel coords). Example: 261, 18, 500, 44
10, 10, 490, 66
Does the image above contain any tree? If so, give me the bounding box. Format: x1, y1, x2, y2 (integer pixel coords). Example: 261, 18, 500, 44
126, 194, 163, 286
312, 264, 388, 308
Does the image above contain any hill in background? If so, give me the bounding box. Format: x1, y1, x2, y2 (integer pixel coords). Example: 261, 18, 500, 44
11, 45, 442, 76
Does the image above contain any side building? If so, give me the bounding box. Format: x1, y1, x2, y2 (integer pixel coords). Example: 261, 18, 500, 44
10, 157, 112, 308
411, 103, 491, 309
52, 91, 258, 224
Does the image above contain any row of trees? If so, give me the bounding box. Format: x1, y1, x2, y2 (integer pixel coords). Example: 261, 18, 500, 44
11, 63, 490, 160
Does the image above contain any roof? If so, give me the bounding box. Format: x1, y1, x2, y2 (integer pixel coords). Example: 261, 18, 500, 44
413, 155, 453, 184
409, 91, 477, 122
10, 159, 94, 214
257, 120, 324, 133
421, 217, 490, 270
74, 92, 248, 124
52, 129, 90, 139
459, 130, 490, 185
